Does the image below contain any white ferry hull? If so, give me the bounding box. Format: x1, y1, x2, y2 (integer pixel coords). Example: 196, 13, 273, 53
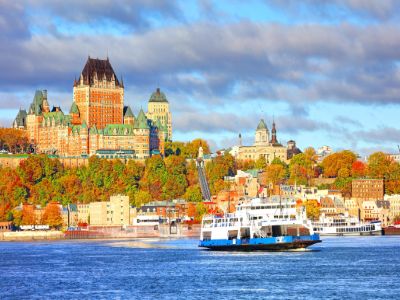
317, 230, 382, 236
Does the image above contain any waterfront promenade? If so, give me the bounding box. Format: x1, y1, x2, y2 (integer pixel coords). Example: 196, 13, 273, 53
0, 224, 201, 241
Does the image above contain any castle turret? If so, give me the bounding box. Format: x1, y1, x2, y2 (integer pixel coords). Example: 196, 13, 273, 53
69, 102, 81, 125
134, 108, 150, 159
123, 106, 135, 125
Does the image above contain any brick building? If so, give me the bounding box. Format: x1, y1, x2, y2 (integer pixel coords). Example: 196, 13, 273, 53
13, 57, 171, 159
351, 179, 384, 200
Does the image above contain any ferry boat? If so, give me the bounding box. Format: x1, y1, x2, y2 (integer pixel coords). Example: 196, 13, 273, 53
199, 197, 321, 251
312, 213, 382, 236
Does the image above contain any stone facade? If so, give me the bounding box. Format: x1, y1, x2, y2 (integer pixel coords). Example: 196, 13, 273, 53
233, 119, 300, 163
13, 57, 171, 159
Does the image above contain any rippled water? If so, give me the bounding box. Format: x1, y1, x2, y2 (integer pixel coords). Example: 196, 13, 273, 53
0, 236, 399, 299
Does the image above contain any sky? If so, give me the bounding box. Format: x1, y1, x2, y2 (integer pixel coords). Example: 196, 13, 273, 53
1, 0, 400, 157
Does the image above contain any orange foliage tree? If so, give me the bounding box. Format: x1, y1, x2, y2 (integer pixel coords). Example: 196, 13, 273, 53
0, 128, 30, 153
41, 201, 63, 229
351, 160, 366, 178
21, 204, 36, 225
321, 150, 357, 178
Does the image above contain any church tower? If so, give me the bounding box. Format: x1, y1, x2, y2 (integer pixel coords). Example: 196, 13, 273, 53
254, 119, 269, 146
270, 121, 278, 144
73, 56, 124, 129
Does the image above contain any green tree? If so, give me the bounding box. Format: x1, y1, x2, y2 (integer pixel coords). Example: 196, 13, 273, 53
194, 202, 207, 222
255, 156, 267, 170
133, 190, 152, 207
183, 185, 203, 202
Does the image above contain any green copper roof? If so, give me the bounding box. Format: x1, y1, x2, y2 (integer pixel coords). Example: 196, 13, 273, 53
70, 102, 80, 114
256, 119, 268, 130
29, 90, 45, 116
149, 88, 168, 103
103, 124, 134, 136
81, 120, 87, 129
14, 109, 27, 127
42, 111, 69, 126
90, 125, 98, 134
134, 108, 150, 129
123, 106, 134, 118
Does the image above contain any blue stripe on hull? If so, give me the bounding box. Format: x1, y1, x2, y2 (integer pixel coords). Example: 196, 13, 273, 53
199, 234, 321, 250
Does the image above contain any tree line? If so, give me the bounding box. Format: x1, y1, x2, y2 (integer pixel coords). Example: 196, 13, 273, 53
1, 140, 399, 222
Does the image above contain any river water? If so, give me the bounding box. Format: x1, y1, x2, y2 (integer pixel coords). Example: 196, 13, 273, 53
0, 236, 399, 299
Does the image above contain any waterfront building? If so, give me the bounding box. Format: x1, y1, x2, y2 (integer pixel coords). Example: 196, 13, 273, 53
13, 57, 170, 159
361, 200, 390, 227
0, 221, 12, 232
344, 198, 360, 218
89, 195, 130, 226
77, 204, 90, 224
233, 119, 299, 163
384, 194, 400, 224
352, 179, 384, 200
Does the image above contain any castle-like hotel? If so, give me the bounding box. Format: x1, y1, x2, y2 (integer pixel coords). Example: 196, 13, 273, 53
13, 57, 172, 159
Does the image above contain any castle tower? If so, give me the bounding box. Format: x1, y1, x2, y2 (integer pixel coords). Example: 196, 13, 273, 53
42, 90, 50, 113
123, 106, 135, 125
254, 119, 269, 146
26, 90, 46, 143
133, 108, 150, 159
73, 56, 124, 129
13, 109, 27, 129
146, 88, 172, 141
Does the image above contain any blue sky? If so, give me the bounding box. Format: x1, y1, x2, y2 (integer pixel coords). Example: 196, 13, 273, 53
1, 0, 400, 156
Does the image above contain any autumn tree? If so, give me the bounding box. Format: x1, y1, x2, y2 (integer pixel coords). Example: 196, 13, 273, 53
21, 204, 36, 225
351, 160, 366, 178
264, 164, 286, 186
194, 202, 207, 223
164, 141, 186, 157
133, 190, 152, 207
183, 185, 203, 202
206, 153, 235, 195
41, 201, 63, 229
321, 150, 357, 178
304, 200, 320, 221
289, 148, 317, 186
185, 160, 198, 186
184, 139, 211, 158
236, 159, 256, 171
255, 156, 267, 170
0, 128, 30, 153
367, 152, 392, 179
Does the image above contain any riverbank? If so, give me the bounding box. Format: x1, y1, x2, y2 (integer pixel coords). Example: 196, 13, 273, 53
0, 224, 201, 241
